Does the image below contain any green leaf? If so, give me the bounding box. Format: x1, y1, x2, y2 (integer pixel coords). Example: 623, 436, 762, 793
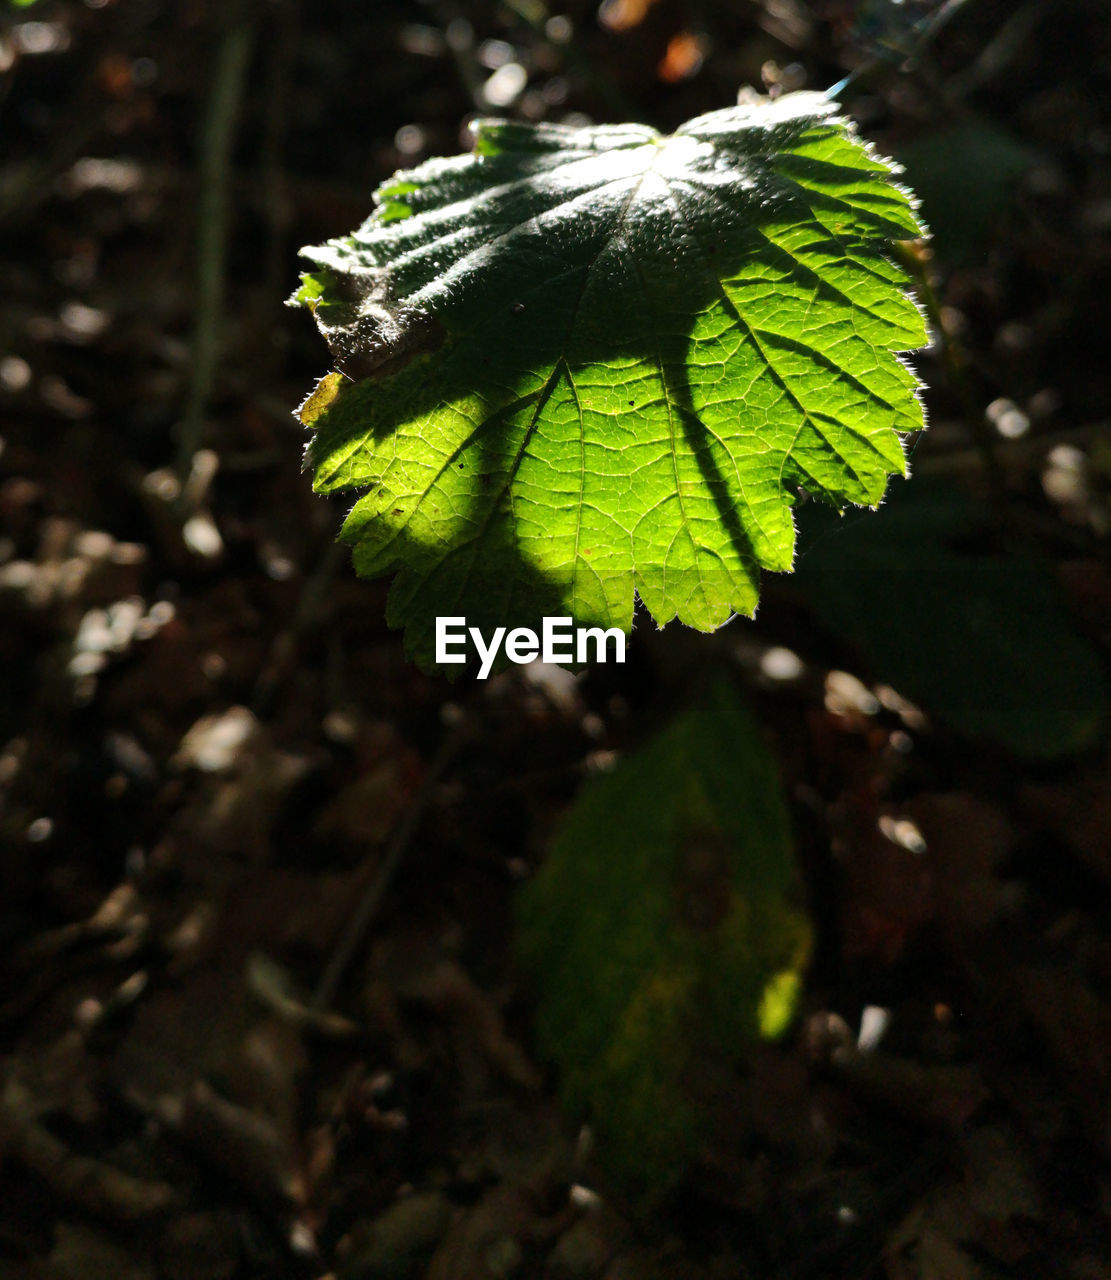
294, 93, 927, 668
515, 675, 810, 1200
792, 481, 1109, 758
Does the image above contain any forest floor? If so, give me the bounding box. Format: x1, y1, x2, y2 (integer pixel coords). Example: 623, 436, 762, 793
2, 1, 1111, 1277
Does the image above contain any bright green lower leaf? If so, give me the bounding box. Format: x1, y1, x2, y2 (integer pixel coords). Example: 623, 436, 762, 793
293, 93, 927, 667
515, 676, 811, 1200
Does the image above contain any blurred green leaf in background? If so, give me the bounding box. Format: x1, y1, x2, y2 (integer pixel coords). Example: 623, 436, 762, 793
516, 675, 811, 1201
897, 119, 1034, 261
793, 481, 1108, 758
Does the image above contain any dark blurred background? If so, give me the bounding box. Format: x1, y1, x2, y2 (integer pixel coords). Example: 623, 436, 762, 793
3, 1, 1111, 1277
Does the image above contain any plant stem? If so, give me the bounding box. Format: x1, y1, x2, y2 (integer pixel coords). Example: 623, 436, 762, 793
825, 0, 977, 102
311, 717, 474, 1011
176, 7, 254, 477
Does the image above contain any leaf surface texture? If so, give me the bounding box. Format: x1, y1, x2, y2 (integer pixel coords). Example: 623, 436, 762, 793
295, 93, 926, 665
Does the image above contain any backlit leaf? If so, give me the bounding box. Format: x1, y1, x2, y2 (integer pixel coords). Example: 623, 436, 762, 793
293, 93, 926, 667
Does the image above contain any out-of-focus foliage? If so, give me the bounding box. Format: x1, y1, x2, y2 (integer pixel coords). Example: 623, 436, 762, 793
515, 676, 811, 1199
897, 119, 1033, 260
794, 481, 1109, 757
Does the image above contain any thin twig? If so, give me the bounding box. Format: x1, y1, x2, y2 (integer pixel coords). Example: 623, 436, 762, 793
257, 0, 298, 324
176, 6, 254, 476
825, 0, 979, 101
252, 539, 346, 718
946, 0, 1044, 100
312, 716, 475, 1011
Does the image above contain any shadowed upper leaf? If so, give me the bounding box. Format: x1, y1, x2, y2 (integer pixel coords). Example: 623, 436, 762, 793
293, 91, 927, 668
